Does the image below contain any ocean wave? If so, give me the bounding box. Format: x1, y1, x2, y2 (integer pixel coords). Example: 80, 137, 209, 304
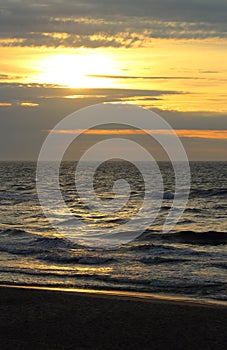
160, 206, 171, 211
213, 204, 227, 210
165, 231, 227, 245
139, 230, 227, 245
0, 228, 77, 255
190, 188, 227, 198
184, 208, 203, 213
77, 256, 115, 264
0, 228, 116, 265
158, 188, 227, 201
163, 193, 174, 200
128, 243, 154, 251
209, 262, 227, 270
139, 256, 189, 265
39, 253, 115, 265
177, 219, 195, 225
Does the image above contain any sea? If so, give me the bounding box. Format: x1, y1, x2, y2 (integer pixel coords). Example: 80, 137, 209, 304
0, 161, 226, 301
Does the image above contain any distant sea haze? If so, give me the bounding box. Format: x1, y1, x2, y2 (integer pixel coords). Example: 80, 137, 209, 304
0, 161, 226, 301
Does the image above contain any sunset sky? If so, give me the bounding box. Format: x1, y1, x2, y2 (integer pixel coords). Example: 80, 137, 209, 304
0, 0, 226, 160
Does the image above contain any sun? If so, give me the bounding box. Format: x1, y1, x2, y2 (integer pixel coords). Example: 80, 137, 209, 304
34, 53, 119, 88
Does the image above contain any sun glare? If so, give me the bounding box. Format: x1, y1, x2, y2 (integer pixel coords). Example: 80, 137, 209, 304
35, 53, 119, 88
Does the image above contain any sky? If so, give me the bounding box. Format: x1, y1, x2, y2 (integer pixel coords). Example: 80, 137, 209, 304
0, 0, 226, 160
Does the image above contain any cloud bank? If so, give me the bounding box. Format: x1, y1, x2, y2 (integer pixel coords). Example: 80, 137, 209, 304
0, 0, 227, 47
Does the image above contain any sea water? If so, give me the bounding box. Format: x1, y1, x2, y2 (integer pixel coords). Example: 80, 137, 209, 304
0, 161, 226, 301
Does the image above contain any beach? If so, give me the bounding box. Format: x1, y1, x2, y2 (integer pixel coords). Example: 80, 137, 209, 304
0, 286, 226, 350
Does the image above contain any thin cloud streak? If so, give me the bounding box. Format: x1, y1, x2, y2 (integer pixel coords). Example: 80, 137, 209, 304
86, 75, 201, 80
19, 102, 39, 107
45, 129, 227, 140
0, 102, 12, 107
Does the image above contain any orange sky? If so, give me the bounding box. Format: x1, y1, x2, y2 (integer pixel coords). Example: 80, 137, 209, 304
0, 0, 226, 160
47, 129, 227, 140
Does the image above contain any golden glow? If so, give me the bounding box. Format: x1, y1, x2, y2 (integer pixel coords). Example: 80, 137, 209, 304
0, 38, 227, 112
19, 102, 39, 107
65, 94, 107, 99
0, 102, 12, 107
33, 53, 119, 88
46, 129, 227, 140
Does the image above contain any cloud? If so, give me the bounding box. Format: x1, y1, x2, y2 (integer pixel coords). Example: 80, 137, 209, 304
19, 102, 39, 107
86, 74, 200, 80
156, 109, 227, 130
0, 82, 184, 104
45, 128, 227, 140
0, 84, 226, 160
1, 1, 227, 23
176, 130, 227, 140
0, 102, 12, 107
0, 1, 227, 47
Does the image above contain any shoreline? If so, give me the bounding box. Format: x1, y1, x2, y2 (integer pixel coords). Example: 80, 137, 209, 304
1, 283, 227, 308
0, 285, 227, 349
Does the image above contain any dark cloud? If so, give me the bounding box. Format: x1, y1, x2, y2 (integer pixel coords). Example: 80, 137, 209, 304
0, 82, 226, 161
1, 1, 227, 22
0, 73, 27, 80
0, 83, 185, 104
155, 109, 227, 131
0, 0, 227, 47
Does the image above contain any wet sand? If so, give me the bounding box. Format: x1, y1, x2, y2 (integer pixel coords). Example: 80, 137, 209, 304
0, 285, 226, 350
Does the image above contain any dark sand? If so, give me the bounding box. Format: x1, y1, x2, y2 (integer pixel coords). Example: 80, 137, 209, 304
0, 286, 226, 350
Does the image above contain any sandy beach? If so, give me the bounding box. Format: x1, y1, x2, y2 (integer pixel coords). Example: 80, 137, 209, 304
0, 286, 226, 350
